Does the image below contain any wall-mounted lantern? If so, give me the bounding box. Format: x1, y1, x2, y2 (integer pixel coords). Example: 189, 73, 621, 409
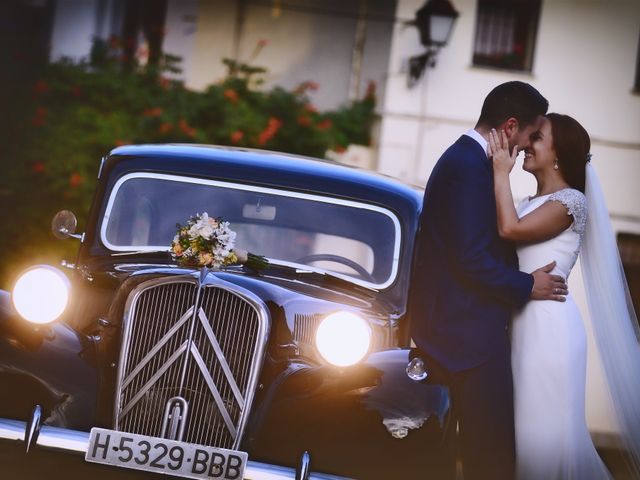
407, 0, 459, 87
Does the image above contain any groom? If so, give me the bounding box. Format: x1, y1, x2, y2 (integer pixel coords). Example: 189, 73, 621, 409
409, 81, 568, 480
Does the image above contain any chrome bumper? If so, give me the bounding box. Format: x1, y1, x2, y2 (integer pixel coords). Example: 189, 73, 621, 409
0, 416, 348, 480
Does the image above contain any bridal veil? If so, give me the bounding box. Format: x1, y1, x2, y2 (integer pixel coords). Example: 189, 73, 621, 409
580, 162, 640, 475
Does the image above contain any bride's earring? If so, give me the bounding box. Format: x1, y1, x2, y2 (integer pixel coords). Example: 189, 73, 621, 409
554, 159, 559, 170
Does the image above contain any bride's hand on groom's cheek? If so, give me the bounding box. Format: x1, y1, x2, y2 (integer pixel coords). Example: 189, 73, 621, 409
489, 128, 517, 174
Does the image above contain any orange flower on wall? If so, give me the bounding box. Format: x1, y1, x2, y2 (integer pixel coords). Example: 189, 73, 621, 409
258, 117, 283, 145
248, 39, 270, 62
108, 35, 121, 49
230, 130, 244, 143
294, 81, 319, 95
31, 107, 48, 127
224, 89, 239, 103
33, 80, 50, 95
69, 173, 84, 189
159, 122, 173, 134
158, 77, 170, 90
179, 119, 196, 138
317, 119, 332, 130
296, 116, 312, 127
143, 107, 163, 117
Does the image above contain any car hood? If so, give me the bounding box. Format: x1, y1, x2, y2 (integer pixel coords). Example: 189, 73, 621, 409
101, 263, 392, 318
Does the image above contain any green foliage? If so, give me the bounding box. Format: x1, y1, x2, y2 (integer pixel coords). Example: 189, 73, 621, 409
0, 47, 377, 288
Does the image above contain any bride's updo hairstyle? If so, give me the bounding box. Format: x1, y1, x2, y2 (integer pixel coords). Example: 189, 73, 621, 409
547, 113, 591, 192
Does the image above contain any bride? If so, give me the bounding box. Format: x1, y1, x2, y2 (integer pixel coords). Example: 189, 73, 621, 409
488, 114, 640, 479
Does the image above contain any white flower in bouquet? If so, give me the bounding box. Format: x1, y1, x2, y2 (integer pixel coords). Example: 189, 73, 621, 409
188, 212, 219, 240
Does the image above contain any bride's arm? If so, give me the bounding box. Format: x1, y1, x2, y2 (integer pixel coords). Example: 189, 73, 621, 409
490, 129, 572, 244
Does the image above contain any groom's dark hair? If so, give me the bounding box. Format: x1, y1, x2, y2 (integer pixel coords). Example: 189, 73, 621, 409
476, 81, 548, 128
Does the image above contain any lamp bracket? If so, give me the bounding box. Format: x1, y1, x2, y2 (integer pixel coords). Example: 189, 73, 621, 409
407, 49, 437, 88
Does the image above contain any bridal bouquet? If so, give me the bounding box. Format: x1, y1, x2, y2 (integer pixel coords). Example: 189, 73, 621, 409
171, 212, 268, 270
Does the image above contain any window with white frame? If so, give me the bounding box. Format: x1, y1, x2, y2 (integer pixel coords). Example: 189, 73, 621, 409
472, 0, 542, 72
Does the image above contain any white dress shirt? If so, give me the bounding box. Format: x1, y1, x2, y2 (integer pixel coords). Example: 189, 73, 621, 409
464, 129, 489, 158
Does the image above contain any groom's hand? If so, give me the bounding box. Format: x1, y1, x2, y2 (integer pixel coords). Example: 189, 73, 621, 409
530, 261, 568, 301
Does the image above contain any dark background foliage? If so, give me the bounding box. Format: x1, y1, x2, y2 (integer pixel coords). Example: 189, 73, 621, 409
0, 39, 376, 289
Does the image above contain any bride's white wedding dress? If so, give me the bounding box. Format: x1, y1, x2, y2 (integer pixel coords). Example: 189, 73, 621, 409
511, 188, 611, 480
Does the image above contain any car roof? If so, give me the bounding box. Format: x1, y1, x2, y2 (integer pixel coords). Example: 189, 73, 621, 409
106, 144, 423, 215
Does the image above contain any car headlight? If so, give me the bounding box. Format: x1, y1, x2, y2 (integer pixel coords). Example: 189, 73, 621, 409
12, 265, 70, 324
315, 311, 371, 367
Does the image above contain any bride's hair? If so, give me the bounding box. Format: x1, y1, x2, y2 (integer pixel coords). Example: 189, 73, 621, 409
547, 113, 590, 192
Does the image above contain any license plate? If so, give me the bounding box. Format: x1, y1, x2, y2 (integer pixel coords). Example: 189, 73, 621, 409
85, 428, 247, 480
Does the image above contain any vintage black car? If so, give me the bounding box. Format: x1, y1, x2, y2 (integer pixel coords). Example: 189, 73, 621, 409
0, 145, 450, 480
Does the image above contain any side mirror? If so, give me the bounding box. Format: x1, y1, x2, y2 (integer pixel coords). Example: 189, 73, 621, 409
51, 210, 83, 241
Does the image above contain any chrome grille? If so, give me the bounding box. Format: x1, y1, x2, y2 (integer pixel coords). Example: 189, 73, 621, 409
293, 313, 323, 345
115, 276, 269, 449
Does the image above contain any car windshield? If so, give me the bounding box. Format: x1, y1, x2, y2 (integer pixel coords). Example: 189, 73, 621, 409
101, 173, 401, 289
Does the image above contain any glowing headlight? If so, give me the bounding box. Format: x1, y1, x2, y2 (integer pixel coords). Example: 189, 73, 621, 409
12, 266, 70, 324
315, 311, 371, 367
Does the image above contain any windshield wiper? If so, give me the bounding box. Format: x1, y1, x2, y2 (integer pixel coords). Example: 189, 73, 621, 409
266, 263, 378, 293
110, 249, 171, 256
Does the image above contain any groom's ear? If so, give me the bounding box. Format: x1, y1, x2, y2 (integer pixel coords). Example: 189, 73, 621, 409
503, 117, 520, 137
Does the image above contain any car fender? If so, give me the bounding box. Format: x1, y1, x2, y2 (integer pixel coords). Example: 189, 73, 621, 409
0, 290, 98, 430
245, 349, 453, 480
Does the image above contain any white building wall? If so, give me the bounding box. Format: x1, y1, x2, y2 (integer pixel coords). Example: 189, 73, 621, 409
184, 0, 395, 111
181, 0, 238, 88
380, 0, 640, 437
49, 0, 125, 63
163, 0, 200, 82
50, 0, 101, 62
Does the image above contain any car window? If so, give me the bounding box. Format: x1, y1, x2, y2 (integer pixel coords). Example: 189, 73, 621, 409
101, 173, 401, 289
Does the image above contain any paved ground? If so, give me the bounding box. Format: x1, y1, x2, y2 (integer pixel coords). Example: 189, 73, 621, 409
451, 448, 636, 479
599, 447, 637, 479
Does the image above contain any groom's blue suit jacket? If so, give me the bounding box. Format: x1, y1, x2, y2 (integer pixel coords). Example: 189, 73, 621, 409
409, 134, 533, 372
